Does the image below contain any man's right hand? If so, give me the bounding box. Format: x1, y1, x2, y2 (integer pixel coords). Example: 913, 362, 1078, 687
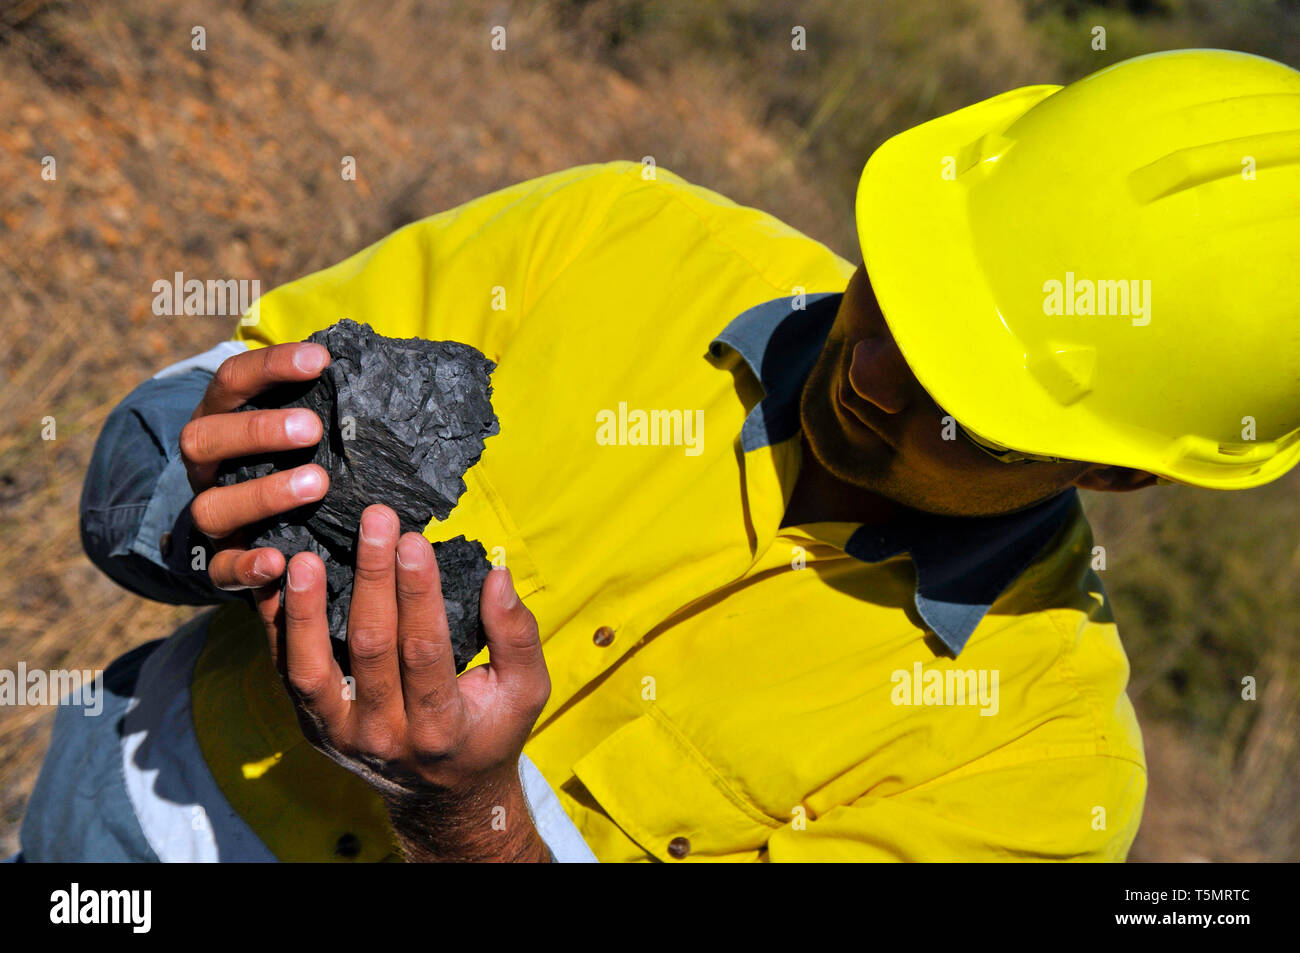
179, 341, 332, 592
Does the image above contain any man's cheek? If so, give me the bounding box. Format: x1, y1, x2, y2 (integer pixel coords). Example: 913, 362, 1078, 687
908, 420, 994, 472
909, 417, 959, 459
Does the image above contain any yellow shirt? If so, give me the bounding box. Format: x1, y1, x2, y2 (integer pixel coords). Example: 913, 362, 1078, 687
190, 161, 1145, 861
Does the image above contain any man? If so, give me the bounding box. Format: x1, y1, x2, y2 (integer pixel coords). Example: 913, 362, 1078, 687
20, 49, 1300, 862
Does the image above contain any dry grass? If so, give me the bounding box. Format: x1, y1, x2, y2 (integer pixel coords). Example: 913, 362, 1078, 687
1086, 479, 1300, 861
1, 0, 1296, 860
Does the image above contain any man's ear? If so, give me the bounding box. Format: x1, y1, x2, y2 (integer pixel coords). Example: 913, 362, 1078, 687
1072, 466, 1163, 493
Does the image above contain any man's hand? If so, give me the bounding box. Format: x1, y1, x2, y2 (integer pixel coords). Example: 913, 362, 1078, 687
179, 342, 332, 591
273, 504, 553, 863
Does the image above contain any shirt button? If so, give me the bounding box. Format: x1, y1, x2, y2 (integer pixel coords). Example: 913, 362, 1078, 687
159, 531, 173, 558
667, 836, 691, 860
592, 626, 615, 647
334, 832, 361, 858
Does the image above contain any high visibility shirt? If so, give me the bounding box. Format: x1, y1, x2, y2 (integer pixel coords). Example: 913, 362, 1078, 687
25, 161, 1146, 861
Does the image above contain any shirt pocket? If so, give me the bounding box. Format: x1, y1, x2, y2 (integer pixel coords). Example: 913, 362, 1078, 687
572, 706, 782, 862
426, 461, 547, 599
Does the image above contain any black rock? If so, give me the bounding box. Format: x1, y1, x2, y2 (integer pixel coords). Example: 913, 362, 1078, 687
215, 319, 499, 672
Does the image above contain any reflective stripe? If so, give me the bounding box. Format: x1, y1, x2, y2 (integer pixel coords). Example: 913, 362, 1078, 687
520, 754, 599, 863
120, 611, 275, 862
116, 610, 596, 862
20, 641, 163, 861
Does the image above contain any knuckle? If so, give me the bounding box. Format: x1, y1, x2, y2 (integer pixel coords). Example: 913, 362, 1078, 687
263, 344, 289, 378
395, 586, 432, 612
189, 490, 218, 535
409, 722, 455, 761
251, 411, 279, 448
284, 597, 318, 627
395, 569, 433, 599
197, 491, 236, 538
286, 664, 331, 702
521, 613, 542, 643
253, 471, 286, 516
399, 638, 444, 669
412, 739, 454, 766
503, 616, 541, 651
356, 722, 405, 762
213, 359, 240, 394
207, 552, 238, 587
352, 561, 392, 587
516, 603, 541, 633
178, 420, 206, 462
497, 599, 540, 638
348, 628, 395, 664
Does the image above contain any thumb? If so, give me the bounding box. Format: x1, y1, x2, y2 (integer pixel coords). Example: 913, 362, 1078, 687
480, 567, 549, 702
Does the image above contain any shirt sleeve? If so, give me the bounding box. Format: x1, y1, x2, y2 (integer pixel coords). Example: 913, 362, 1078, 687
764, 753, 1147, 862
79, 344, 249, 606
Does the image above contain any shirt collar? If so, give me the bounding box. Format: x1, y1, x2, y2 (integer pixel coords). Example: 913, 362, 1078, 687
707, 292, 1078, 656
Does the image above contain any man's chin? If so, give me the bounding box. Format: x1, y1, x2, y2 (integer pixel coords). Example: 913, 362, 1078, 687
803, 400, 893, 489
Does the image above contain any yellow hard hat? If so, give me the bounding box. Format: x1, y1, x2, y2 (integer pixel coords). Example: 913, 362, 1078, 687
856, 49, 1300, 489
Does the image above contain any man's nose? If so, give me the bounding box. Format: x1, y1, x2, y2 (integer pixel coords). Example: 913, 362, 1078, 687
848, 336, 910, 415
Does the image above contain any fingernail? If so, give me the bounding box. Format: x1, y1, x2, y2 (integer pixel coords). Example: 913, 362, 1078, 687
495, 567, 517, 608
251, 552, 276, 581
285, 411, 318, 444
360, 508, 393, 544
293, 345, 328, 374
290, 467, 323, 499
288, 559, 313, 591
396, 534, 428, 569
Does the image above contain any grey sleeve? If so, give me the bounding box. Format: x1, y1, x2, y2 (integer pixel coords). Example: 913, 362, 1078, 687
79, 341, 249, 605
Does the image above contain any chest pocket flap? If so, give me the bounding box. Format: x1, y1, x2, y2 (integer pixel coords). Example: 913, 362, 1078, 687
571, 706, 781, 862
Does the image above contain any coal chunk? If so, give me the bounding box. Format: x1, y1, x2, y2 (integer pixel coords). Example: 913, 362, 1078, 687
216, 319, 499, 672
